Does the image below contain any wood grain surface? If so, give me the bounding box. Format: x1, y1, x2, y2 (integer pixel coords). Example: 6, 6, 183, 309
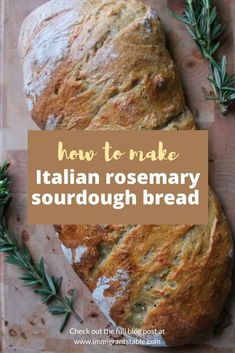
1, 1, 235, 352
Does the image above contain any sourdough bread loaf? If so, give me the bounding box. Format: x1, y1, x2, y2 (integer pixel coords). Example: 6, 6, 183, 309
19, 0, 233, 347
19, 0, 195, 131
59, 189, 232, 347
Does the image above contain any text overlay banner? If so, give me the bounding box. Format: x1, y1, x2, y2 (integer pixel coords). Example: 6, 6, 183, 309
28, 131, 208, 224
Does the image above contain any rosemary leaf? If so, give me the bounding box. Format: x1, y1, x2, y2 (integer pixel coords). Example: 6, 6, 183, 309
48, 306, 68, 315
174, 0, 235, 114
59, 312, 71, 333
0, 162, 83, 332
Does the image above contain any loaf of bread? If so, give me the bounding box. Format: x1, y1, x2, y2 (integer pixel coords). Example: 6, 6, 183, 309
59, 189, 232, 347
19, 0, 195, 132
19, 0, 233, 347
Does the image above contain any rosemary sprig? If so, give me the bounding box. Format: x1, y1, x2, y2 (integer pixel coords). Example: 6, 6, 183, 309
0, 162, 83, 332
174, 0, 235, 114
0, 161, 11, 221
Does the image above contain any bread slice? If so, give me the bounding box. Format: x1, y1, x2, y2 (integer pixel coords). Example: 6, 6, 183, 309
19, 0, 232, 347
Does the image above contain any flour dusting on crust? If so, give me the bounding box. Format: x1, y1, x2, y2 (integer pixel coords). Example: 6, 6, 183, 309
92, 269, 129, 323
92, 269, 167, 347
19, 0, 81, 105
61, 244, 88, 264
61, 243, 72, 264
46, 115, 57, 130
75, 246, 88, 263
141, 8, 158, 32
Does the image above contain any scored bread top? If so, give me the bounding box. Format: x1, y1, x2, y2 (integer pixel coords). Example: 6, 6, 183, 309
59, 189, 233, 346
19, 0, 195, 131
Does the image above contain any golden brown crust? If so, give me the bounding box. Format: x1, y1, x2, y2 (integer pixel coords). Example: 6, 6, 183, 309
20, 0, 232, 347
19, 0, 192, 132
59, 189, 233, 346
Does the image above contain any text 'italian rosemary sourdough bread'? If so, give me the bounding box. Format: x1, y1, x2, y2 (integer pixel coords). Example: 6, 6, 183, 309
19, 0, 233, 347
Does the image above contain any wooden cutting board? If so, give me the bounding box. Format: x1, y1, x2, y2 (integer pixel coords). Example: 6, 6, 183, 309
1, 1, 235, 352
